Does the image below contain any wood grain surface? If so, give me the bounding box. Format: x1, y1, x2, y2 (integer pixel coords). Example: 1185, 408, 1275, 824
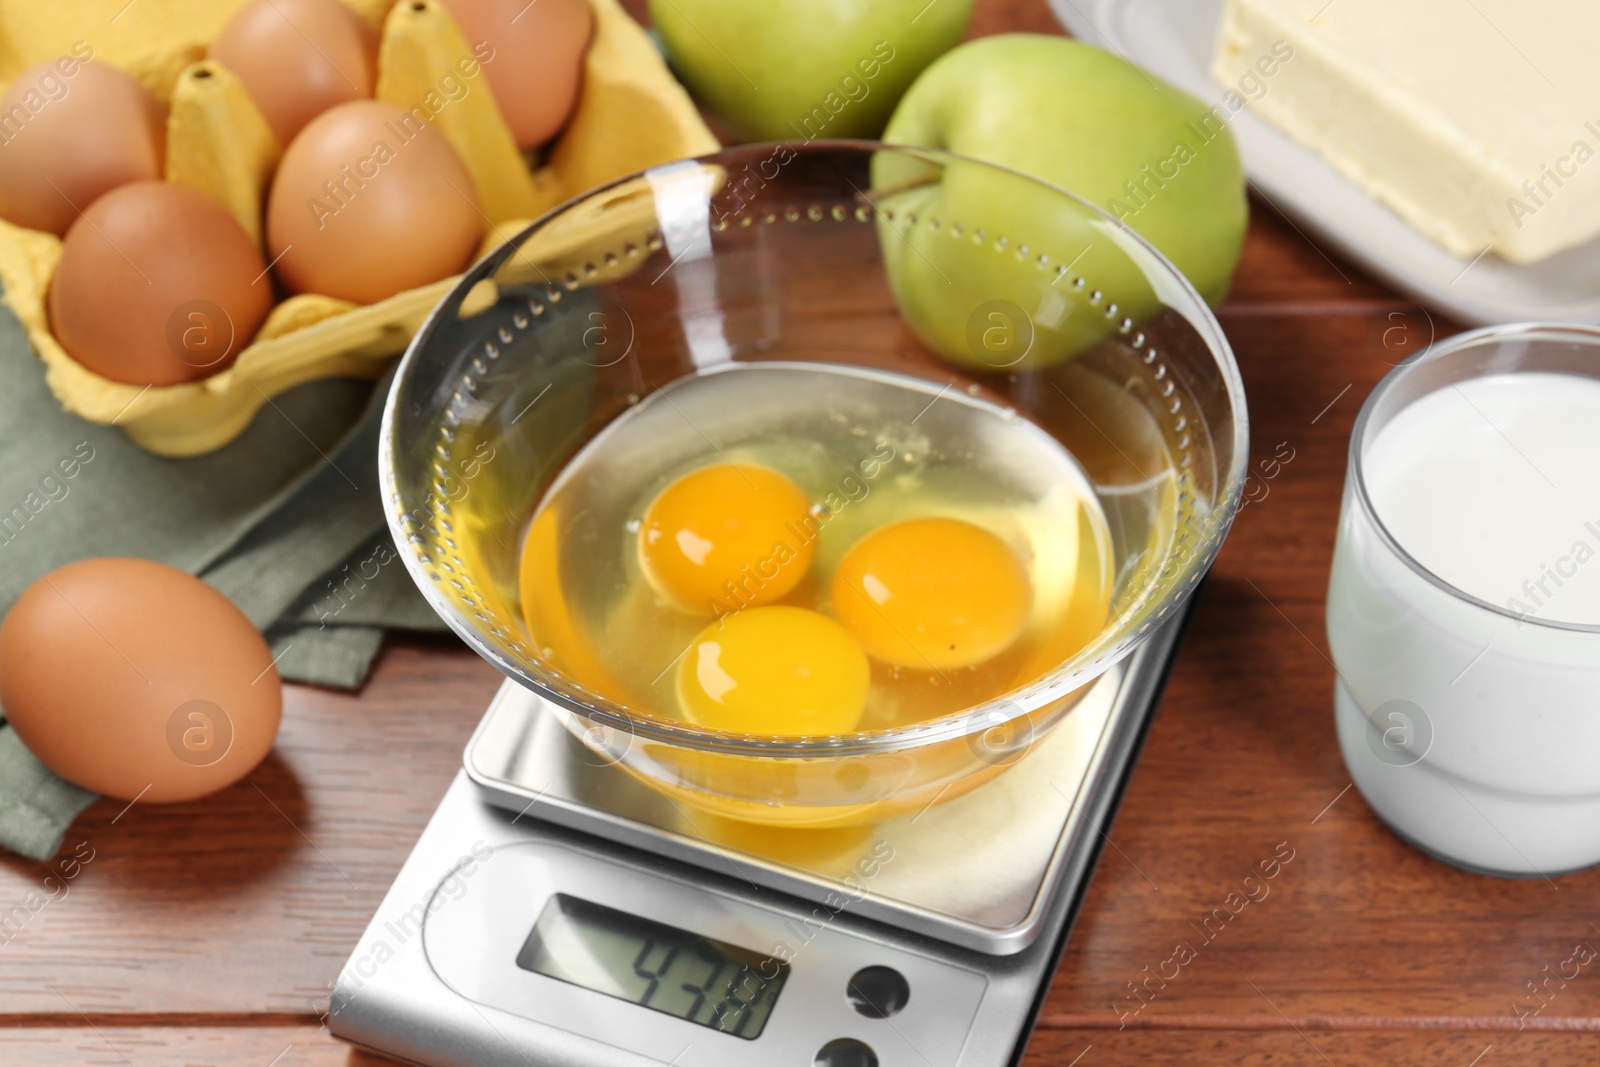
4, 1025, 1593, 1066
5, 1, 1593, 1065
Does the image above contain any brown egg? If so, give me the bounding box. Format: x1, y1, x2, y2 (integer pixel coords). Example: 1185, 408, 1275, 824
0, 558, 282, 803
0, 55, 167, 235
267, 100, 483, 304
439, 0, 592, 150
210, 0, 379, 146
49, 181, 272, 386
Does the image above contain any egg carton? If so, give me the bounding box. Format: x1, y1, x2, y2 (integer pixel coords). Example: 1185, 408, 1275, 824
0, 0, 718, 457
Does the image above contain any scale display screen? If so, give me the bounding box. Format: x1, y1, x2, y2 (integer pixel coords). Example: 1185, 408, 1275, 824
516, 894, 790, 1039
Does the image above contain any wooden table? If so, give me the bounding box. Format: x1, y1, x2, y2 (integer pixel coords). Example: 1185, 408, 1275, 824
6, 2, 1597, 1064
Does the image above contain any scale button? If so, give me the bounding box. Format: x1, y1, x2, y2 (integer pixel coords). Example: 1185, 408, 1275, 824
814, 1037, 878, 1067
845, 966, 911, 1019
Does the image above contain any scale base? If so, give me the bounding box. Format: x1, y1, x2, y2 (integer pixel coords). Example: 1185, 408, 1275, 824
330, 612, 1189, 1067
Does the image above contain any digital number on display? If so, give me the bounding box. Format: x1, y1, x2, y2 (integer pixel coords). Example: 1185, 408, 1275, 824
516, 894, 789, 1039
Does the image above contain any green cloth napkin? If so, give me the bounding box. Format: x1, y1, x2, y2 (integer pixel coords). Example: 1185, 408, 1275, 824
0, 306, 449, 860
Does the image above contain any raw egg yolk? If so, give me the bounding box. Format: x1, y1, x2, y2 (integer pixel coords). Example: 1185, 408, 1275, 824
832, 517, 1032, 670
676, 606, 869, 735
639, 463, 815, 613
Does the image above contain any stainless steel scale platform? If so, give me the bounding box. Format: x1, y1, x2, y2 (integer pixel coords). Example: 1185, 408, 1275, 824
329, 608, 1189, 1067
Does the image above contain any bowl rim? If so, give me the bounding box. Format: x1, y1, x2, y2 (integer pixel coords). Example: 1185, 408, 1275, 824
379, 140, 1250, 758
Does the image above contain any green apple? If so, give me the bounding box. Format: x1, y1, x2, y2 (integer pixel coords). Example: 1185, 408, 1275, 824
649, 0, 973, 143
875, 35, 1248, 371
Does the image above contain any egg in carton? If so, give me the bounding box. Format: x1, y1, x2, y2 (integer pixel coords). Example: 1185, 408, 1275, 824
0, 0, 717, 457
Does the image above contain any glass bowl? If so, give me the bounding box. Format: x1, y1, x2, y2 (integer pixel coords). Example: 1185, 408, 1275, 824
380, 143, 1248, 827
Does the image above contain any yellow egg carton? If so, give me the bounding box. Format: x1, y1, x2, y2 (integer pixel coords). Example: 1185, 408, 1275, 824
0, 0, 717, 456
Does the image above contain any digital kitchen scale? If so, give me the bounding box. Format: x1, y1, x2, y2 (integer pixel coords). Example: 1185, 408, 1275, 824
329, 608, 1190, 1067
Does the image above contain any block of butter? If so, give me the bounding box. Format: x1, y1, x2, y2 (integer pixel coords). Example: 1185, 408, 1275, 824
1212, 0, 1600, 264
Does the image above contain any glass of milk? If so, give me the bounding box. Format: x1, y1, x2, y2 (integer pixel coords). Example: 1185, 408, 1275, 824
1328, 322, 1600, 877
